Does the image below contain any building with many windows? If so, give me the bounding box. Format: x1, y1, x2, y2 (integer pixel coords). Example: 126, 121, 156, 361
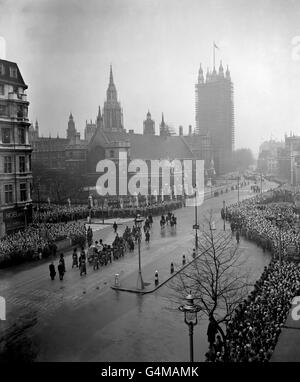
0, 59, 32, 237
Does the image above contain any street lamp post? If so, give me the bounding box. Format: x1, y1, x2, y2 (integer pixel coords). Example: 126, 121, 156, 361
88, 195, 93, 224
36, 183, 41, 240
223, 200, 226, 231
135, 214, 145, 290
193, 188, 199, 251
102, 197, 105, 224
237, 175, 240, 203
276, 214, 283, 266
179, 292, 201, 362
24, 203, 28, 228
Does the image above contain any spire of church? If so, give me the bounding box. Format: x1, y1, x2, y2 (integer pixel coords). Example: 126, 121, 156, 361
103, 65, 124, 131
109, 64, 114, 85
106, 65, 118, 102
96, 105, 103, 129
97, 105, 101, 119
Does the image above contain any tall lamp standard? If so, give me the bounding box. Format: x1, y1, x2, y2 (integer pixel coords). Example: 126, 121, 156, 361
24, 203, 28, 228
178, 292, 201, 362
193, 186, 199, 251
135, 214, 145, 290
88, 195, 93, 224
222, 200, 226, 231
276, 214, 283, 266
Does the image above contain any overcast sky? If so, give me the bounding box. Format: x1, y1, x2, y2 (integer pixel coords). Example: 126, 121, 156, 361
1, 0, 300, 155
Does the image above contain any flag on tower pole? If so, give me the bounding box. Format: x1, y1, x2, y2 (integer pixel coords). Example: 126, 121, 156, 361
213, 41, 219, 68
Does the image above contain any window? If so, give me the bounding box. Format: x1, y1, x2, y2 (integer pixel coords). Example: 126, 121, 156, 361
19, 156, 25, 173
9, 67, 17, 78
20, 183, 27, 202
4, 156, 12, 173
4, 184, 13, 204
28, 155, 31, 172
18, 127, 25, 144
110, 150, 114, 158
0, 64, 5, 75
17, 105, 23, 118
0, 84, 4, 95
0, 104, 7, 116
2, 128, 10, 143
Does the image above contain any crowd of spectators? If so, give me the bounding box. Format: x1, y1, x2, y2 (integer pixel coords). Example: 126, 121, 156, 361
33, 199, 183, 224
0, 221, 86, 267
207, 188, 300, 362
209, 261, 300, 362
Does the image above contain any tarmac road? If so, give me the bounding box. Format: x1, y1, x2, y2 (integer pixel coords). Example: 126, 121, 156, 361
0, 180, 275, 361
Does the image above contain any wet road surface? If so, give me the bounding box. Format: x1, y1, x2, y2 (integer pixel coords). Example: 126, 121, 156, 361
0, 182, 274, 361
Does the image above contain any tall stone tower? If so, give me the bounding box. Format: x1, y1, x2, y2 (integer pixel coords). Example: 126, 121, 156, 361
67, 112, 76, 141
143, 111, 155, 135
103, 65, 124, 131
195, 62, 234, 174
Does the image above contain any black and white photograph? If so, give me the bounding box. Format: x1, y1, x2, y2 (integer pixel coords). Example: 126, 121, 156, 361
1, 0, 300, 370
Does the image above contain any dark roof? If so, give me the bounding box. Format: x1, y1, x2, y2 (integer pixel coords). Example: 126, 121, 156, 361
88, 127, 194, 159
0, 59, 27, 88
128, 134, 194, 159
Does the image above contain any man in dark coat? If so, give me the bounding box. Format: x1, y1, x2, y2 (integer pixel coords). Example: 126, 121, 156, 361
236, 230, 240, 244
113, 221, 118, 233
59, 253, 66, 272
49, 262, 56, 280
57, 261, 64, 281
207, 314, 218, 349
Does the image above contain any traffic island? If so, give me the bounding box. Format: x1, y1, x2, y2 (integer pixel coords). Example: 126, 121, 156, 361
111, 251, 202, 295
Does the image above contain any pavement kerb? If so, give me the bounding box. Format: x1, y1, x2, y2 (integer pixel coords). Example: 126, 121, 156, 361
111, 248, 208, 295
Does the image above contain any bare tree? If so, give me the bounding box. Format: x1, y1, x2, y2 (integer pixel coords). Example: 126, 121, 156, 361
169, 212, 251, 359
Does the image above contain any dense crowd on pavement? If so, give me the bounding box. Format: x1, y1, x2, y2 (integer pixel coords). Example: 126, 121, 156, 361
33, 199, 183, 224
0, 221, 86, 267
0, 198, 182, 268
225, 191, 300, 261
206, 187, 300, 362
207, 260, 300, 362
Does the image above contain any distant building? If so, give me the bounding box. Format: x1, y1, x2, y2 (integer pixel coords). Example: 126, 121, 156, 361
257, 139, 284, 175
29, 112, 89, 172
30, 65, 213, 201
279, 134, 300, 185
86, 67, 212, 195
0, 58, 33, 237
195, 62, 234, 174
143, 111, 155, 135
